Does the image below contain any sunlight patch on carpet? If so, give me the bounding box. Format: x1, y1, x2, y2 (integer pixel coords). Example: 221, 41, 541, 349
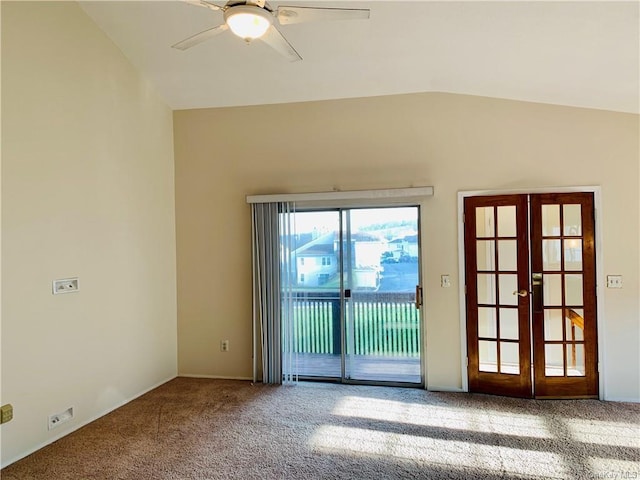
309, 425, 568, 478
332, 396, 553, 439
566, 419, 640, 448
588, 458, 640, 478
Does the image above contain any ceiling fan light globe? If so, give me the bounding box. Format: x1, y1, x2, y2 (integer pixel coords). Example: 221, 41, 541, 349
224, 6, 272, 40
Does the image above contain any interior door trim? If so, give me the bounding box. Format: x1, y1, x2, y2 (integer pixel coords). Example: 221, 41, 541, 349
457, 186, 605, 400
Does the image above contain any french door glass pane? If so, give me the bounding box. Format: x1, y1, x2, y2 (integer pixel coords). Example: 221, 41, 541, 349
545, 344, 564, 376
498, 274, 518, 306
497, 240, 517, 271
500, 342, 519, 374
544, 274, 563, 306
477, 274, 496, 304
499, 308, 519, 340
563, 204, 582, 236
479, 340, 498, 372
566, 308, 584, 341
542, 205, 561, 236
564, 239, 583, 271
478, 307, 497, 338
565, 274, 584, 305
542, 240, 561, 271
476, 240, 495, 271
544, 310, 564, 341
476, 207, 495, 237
566, 344, 585, 376
497, 206, 516, 237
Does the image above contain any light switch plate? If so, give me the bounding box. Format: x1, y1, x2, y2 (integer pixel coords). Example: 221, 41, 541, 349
441, 274, 451, 288
606, 275, 622, 288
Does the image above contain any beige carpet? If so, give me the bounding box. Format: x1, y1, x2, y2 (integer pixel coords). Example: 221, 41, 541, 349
2, 378, 639, 479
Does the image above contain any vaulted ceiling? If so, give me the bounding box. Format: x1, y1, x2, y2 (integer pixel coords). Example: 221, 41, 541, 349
80, 1, 639, 113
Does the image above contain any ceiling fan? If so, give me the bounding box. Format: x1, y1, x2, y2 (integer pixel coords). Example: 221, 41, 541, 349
172, 0, 370, 62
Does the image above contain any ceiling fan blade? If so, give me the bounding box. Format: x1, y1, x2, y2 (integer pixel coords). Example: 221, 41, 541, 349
171, 24, 228, 50
183, 0, 224, 12
277, 6, 370, 25
259, 25, 302, 62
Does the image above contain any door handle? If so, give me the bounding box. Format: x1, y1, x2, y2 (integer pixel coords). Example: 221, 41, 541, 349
513, 290, 528, 297
415, 285, 423, 309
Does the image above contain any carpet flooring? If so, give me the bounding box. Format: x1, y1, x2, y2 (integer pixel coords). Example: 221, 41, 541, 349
2, 378, 639, 479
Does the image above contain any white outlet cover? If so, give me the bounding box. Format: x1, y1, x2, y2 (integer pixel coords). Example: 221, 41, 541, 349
606, 275, 623, 288
48, 407, 74, 430
52, 277, 79, 295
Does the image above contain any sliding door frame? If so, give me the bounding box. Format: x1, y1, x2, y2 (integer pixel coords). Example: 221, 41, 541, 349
457, 186, 605, 399
290, 203, 427, 388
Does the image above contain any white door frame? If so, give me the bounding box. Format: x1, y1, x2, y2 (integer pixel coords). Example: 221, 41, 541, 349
457, 186, 605, 399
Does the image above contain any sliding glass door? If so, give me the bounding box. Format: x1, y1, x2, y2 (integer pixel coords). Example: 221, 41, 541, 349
287, 210, 342, 379
284, 206, 422, 385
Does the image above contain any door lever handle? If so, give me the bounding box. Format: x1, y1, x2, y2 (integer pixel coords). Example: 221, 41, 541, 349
513, 290, 528, 297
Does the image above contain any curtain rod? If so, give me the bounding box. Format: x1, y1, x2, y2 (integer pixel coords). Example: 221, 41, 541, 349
246, 186, 434, 204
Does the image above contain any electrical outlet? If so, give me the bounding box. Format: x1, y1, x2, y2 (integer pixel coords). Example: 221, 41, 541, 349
48, 407, 74, 430
1, 404, 13, 424
606, 275, 623, 288
52, 277, 79, 295
221, 340, 229, 352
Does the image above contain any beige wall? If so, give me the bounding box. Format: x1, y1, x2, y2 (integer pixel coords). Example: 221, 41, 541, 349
174, 93, 639, 401
1, 2, 177, 466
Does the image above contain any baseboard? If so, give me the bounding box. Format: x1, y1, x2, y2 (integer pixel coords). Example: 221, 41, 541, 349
1, 374, 177, 469
427, 385, 466, 393
603, 396, 640, 403
178, 374, 253, 381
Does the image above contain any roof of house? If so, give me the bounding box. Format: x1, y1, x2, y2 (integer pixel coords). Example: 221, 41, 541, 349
390, 234, 418, 244
293, 230, 386, 256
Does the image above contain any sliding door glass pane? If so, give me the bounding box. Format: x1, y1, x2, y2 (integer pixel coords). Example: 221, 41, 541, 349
285, 211, 341, 379
345, 207, 421, 384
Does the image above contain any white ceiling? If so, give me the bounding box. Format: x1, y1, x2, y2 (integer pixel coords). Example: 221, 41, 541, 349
79, 1, 640, 113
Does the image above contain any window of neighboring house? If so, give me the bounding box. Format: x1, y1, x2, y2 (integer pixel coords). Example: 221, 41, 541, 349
299, 274, 305, 283
318, 274, 330, 285
322, 257, 331, 266
300, 257, 305, 265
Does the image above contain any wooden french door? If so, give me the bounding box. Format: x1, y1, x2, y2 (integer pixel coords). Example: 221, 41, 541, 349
464, 192, 598, 399
465, 195, 532, 398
